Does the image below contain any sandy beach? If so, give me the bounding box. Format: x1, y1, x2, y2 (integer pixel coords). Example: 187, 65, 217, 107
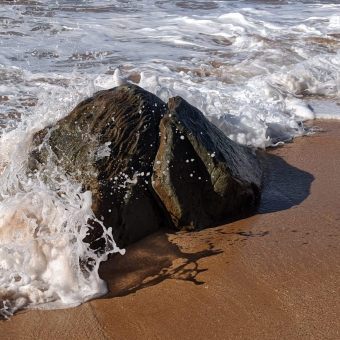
2, 120, 339, 339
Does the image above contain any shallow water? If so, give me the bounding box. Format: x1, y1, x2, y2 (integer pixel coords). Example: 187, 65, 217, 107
0, 0, 340, 317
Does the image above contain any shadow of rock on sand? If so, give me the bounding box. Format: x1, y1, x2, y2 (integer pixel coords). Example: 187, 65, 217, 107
99, 231, 223, 298
99, 225, 272, 299
99, 151, 313, 299
258, 151, 314, 214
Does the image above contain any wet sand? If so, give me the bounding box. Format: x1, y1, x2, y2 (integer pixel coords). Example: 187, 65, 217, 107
2, 120, 340, 339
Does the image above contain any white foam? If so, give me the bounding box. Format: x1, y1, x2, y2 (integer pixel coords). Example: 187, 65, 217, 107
0, 82, 124, 318
307, 99, 340, 120
96, 142, 112, 160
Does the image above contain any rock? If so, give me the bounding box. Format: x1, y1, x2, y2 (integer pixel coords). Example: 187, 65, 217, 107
29, 84, 169, 247
152, 96, 262, 230
29, 84, 262, 247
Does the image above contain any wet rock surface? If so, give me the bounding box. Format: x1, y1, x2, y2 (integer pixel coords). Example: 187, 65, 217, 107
29, 84, 262, 246
29, 84, 168, 247
152, 96, 262, 230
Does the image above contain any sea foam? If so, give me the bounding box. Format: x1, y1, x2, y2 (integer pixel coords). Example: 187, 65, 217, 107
0, 83, 124, 318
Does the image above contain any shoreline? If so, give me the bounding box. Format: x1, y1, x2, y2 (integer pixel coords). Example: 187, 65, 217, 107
2, 120, 340, 339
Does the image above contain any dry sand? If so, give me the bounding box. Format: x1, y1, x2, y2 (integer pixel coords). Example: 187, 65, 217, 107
1, 120, 340, 340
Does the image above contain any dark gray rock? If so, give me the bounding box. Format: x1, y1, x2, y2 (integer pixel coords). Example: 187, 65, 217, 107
152, 96, 262, 230
29, 84, 262, 248
29, 84, 169, 247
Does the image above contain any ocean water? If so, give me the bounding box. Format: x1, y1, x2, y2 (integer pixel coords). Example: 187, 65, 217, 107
0, 0, 339, 317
